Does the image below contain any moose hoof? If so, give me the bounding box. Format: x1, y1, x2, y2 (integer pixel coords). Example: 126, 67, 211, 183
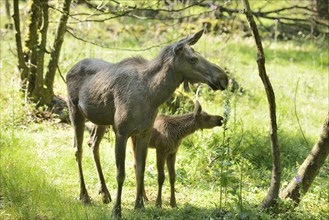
99, 189, 112, 204
155, 201, 162, 208
78, 194, 91, 205
101, 194, 111, 204
170, 202, 177, 208
134, 200, 145, 210
112, 204, 122, 220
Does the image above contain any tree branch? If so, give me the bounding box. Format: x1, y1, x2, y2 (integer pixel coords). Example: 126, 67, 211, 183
53, 0, 208, 23
294, 78, 309, 147
241, 0, 281, 209
12, 0, 28, 82
198, 2, 328, 29
256, 5, 315, 15
66, 28, 175, 52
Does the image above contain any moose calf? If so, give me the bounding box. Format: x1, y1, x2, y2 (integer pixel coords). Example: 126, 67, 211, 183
132, 100, 223, 208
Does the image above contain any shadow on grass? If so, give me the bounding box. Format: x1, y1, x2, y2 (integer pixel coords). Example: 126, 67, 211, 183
0, 130, 114, 220
0, 146, 326, 220
0, 159, 254, 220
124, 202, 260, 220
0, 124, 326, 220
124, 198, 327, 220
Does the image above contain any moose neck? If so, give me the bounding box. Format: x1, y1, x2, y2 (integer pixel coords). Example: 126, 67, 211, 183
145, 46, 183, 107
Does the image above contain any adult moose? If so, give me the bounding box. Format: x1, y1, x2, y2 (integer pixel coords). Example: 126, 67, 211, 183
66, 30, 228, 219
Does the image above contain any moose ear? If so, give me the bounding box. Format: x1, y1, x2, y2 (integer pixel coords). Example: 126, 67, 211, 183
193, 100, 202, 117
173, 29, 204, 54
187, 29, 204, 45
173, 42, 184, 54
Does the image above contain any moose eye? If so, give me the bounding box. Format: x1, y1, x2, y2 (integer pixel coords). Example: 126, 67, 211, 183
189, 57, 198, 64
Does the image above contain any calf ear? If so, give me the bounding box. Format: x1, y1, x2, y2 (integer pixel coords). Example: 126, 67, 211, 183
187, 29, 204, 45
193, 100, 202, 117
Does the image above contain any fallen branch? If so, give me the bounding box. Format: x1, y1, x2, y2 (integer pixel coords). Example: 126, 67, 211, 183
280, 113, 329, 204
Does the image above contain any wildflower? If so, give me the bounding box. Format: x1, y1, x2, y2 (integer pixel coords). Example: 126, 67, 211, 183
294, 175, 302, 184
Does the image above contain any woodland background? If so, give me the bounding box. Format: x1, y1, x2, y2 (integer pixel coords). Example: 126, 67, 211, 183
0, 0, 328, 219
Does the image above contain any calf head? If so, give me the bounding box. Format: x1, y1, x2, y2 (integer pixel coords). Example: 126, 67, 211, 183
193, 100, 223, 128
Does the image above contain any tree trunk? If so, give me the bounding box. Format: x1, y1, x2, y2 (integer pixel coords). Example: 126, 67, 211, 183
23, 0, 41, 97
12, 0, 28, 87
241, 0, 281, 209
32, 0, 49, 102
44, 0, 72, 105
280, 113, 329, 204
314, 0, 329, 20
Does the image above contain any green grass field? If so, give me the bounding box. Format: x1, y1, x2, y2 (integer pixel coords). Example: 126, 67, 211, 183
1, 2, 329, 219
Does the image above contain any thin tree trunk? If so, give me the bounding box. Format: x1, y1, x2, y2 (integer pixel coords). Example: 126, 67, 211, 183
44, 0, 72, 105
280, 113, 329, 204
241, 0, 281, 209
12, 0, 28, 87
314, 0, 329, 20
23, 0, 41, 96
33, 0, 49, 102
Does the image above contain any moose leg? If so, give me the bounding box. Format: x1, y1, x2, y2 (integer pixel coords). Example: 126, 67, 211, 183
155, 150, 166, 207
70, 106, 90, 204
112, 133, 128, 219
134, 134, 150, 210
131, 136, 148, 201
90, 125, 111, 204
167, 153, 177, 208
87, 125, 96, 147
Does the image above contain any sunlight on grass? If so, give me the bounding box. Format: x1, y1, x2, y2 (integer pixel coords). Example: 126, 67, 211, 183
1, 1, 328, 218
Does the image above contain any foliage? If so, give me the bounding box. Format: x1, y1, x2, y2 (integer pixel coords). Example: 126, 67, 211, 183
1, 0, 329, 219
12, 0, 72, 106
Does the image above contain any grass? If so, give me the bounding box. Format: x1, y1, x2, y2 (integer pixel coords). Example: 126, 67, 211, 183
1, 2, 329, 219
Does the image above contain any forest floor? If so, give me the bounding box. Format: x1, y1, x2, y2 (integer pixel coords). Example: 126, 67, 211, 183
1, 3, 329, 219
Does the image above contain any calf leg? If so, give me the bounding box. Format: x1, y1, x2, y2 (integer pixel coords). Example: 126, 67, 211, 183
112, 133, 128, 219
90, 125, 111, 204
155, 150, 166, 207
167, 153, 177, 208
69, 104, 90, 204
